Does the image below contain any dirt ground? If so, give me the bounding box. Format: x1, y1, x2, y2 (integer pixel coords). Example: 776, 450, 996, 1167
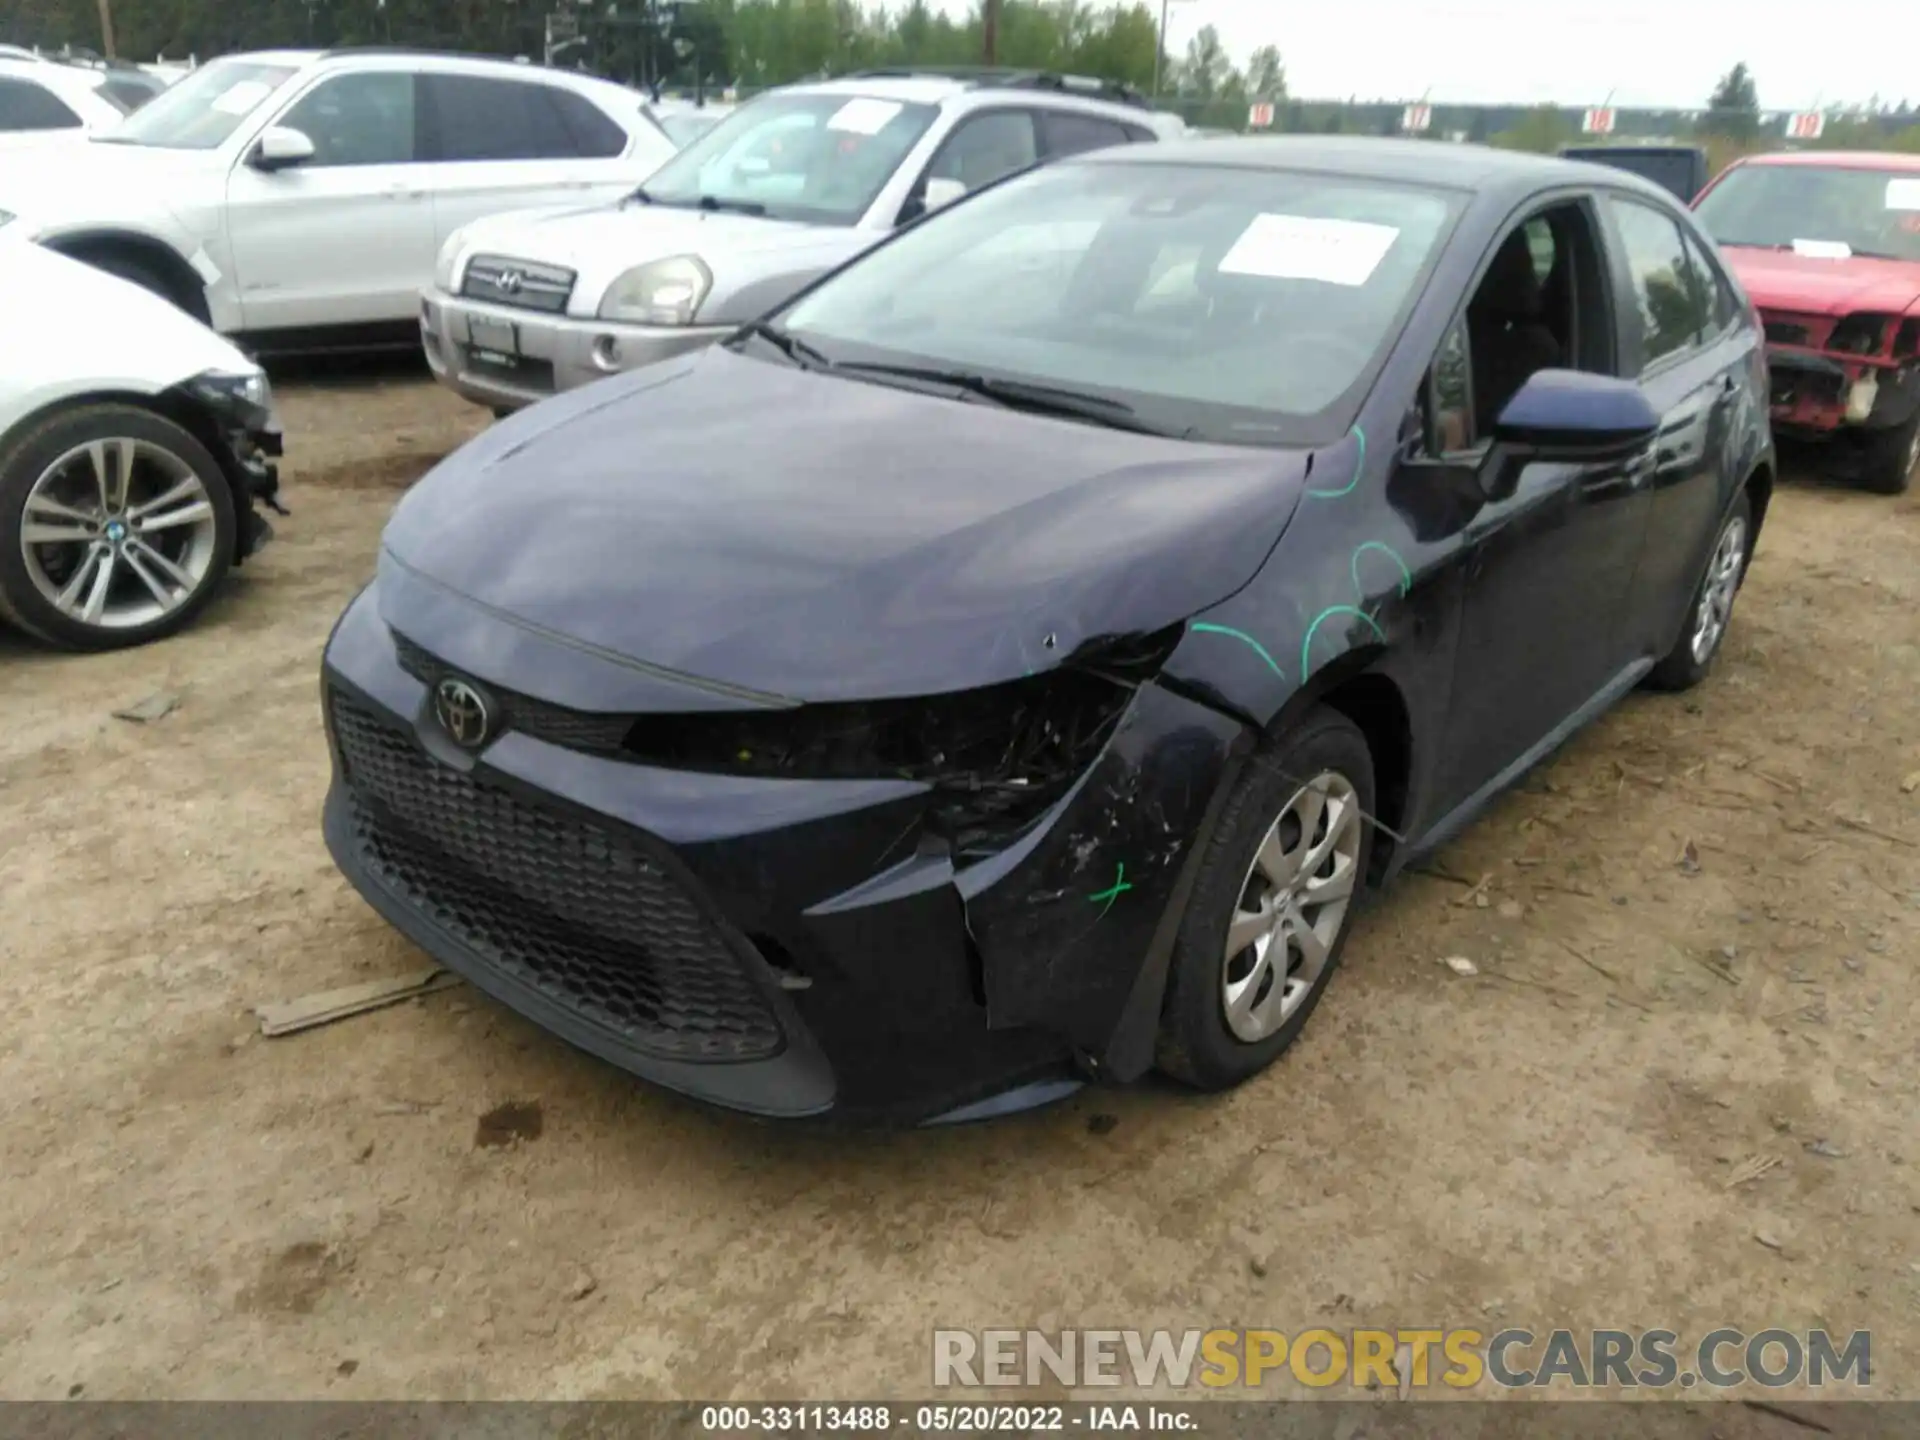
0, 365, 1915, 1404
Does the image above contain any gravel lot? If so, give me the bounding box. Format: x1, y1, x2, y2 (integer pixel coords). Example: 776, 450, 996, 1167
1, 365, 1916, 1401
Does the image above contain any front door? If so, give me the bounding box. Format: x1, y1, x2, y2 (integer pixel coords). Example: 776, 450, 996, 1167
224, 71, 437, 331
1426, 199, 1655, 813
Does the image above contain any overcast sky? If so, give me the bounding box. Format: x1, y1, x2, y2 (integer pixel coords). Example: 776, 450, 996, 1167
943, 0, 1915, 110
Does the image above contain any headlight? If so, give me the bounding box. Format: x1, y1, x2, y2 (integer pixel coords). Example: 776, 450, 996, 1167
187, 368, 275, 431
597, 255, 712, 325
434, 233, 465, 293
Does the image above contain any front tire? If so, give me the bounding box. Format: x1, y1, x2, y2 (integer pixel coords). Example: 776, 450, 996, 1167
1645, 491, 1752, 693
1157, 706, 1375, 1091
1860, 409, 1918, 496
0, 405, 236, 652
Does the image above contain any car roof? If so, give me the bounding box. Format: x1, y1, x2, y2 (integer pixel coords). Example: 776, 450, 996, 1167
0, 55, 115, 100
1738, 149, 1920, 173
1086, 134, 1677, 199
778, 75, 984, 107
218, 49, 326, 68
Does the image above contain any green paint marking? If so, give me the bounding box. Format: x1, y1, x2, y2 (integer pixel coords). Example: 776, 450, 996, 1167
1350, 540, 1412, 600
1306, 425, 1366, 499
1299, 605, 1388, 678
1089, 863, 1134, 916
1190, 622, 1285, 680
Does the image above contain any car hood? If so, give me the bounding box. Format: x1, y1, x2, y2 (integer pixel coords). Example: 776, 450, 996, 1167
0, 242, 254, 415
0, 140, 216, 224
1720, 244, 1920, 318
380, 347, 1311, 706
447, 202, 866, 317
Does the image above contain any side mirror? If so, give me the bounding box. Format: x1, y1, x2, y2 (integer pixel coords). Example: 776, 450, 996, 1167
1481, 369, 1658, 502
921, 177, 967, 214
1493, 368, 1659, 459
249, 125, 315, 172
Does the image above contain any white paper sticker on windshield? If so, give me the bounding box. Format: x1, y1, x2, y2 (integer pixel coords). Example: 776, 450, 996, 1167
1792, 238, 1853, 259
1217, 214, 1400, 286
826, 98, 904, 136
1886, 178, 1920, 211
211, 80, 274, 115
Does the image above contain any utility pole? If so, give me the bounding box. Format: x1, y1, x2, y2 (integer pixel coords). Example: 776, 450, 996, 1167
1152, 0, 1168, 96
95, 0, 116, 59
982, 0, 1000, 65
1151, 0, 1193, 99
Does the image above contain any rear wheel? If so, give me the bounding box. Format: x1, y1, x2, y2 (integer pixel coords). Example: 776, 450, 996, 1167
1157, 707, 1374, 1091
1860, 410, 1918, 496
1645, 491, 1752, 692
0, 405, 235, 652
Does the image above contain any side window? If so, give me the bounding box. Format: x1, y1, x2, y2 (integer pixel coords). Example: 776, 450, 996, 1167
1682, 230, 1740, 335
421, 74, 590, 161
548, 88, 628, 159
1038, 111, 1132, 160
277, 72, 417, 166
927, 110, 1039, 195
96, 79, 149, 112
0, 77, 83, 131
1608, 197, 1709, 370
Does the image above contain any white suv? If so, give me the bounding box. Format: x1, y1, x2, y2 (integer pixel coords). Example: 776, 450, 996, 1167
0, 54, 130, 148
0, 49, 678, 350
422, 69, 1183, 412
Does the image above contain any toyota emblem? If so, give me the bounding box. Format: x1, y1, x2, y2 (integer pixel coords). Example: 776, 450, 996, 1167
496, 268, 524, 295
433, 677, 493, 750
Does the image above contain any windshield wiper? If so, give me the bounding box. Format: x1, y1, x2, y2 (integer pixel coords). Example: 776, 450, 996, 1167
697, 195, 767, 217
734, 319, 833, 370
832, 363, 1195, 439
625, 184, 655, 206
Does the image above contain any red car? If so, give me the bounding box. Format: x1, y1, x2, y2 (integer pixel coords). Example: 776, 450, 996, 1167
1693, 150, 1920, 493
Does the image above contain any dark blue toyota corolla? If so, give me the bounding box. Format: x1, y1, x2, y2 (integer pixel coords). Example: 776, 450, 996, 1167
321, 138, 1773, 1125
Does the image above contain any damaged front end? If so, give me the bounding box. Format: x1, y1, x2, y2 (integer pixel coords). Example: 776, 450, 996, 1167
323, 589, 1252, 1124
1763, 310, 1920, 438
171, 370, 287, 562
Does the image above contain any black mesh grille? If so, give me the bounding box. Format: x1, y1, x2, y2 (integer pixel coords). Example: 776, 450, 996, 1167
392, 632, 631, 754
329, 688, 784, 1063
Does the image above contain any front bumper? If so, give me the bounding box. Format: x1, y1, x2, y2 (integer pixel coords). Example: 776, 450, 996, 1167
1764, 347, 1918, 439
419, 289, 735, 412
319, 580, 1245, 1125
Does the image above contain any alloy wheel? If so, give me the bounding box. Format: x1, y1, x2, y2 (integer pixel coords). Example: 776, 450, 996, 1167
1220, 770, 1362, 1043
19, 437, 220, 631
1689, 514, 1747, 666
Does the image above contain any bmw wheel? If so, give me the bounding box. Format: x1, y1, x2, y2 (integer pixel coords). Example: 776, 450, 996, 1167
1157, 706, 1374, 1091
0, 404, 236, 652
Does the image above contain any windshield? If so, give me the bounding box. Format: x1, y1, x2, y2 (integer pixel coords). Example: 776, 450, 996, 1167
775, 159, 1460, 448
109, 59, 296, 149
1695, 164, 1920, 262
639, 92, 938, 225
